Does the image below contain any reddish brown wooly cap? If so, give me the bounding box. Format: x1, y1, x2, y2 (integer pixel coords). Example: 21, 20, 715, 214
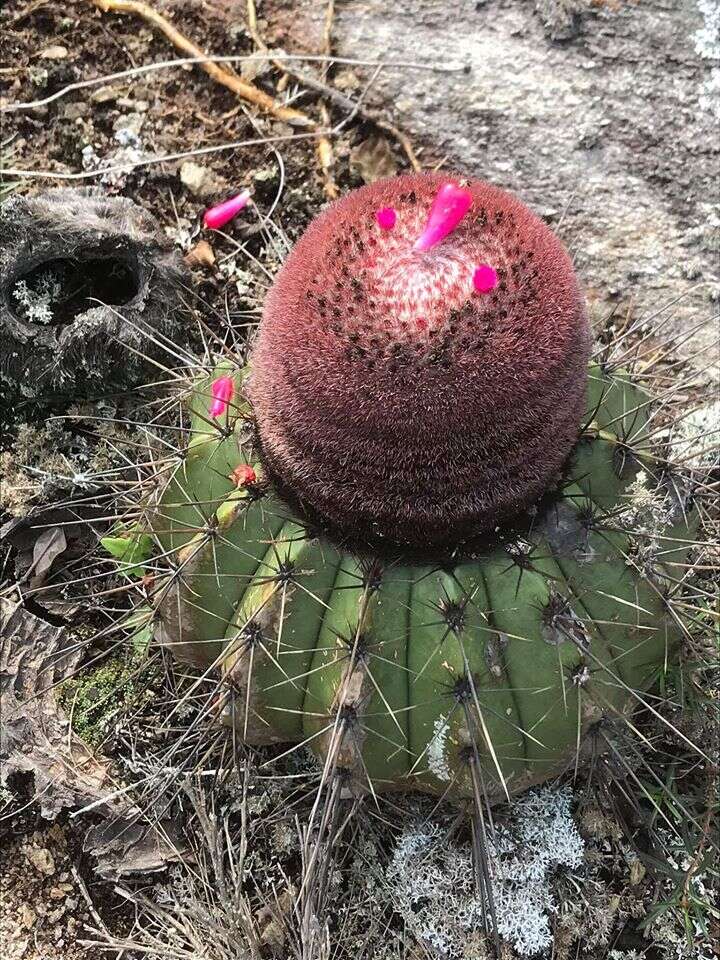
249, 172, 590, 551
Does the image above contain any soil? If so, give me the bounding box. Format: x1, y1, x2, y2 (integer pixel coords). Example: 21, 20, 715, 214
0, 819, 116, 960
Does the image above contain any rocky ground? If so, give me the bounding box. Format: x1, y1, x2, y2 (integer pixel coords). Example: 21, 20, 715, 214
0, 825, 94, 960
0, 1, 718, 959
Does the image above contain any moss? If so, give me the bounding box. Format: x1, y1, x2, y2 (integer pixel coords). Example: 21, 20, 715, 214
59, 651, 156, 748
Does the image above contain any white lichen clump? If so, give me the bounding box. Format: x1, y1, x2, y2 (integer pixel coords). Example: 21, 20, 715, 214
82, 127, 147, 188
670, 402, 720, 468
386, 786, 585, 957
13, 272, 61, 324
619, 469, 674, 532
695, 0, 720, 58
694, 0, 720, 119
427, 714, 452, 781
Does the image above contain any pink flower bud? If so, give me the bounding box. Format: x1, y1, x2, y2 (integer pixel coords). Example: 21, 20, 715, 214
376, 207, 397, 230
203, 190, 251, 230
210, 375, 235, 417
413, 182, 473, 253
473, 264, 498, 293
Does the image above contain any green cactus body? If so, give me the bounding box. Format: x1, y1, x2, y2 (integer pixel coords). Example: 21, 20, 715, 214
151, 361, 696, 800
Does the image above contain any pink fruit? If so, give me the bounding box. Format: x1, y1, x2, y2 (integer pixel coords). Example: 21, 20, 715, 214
209, 375, 235, 417
203, 191, 250, 230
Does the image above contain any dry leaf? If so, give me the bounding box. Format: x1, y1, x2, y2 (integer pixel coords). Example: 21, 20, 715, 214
84, 818, 191, 880
350, 136, 397, 183
185, 239, 216, 270
257, 886, 296, 953
0, 599, 116, 819
28, 527, 68, 590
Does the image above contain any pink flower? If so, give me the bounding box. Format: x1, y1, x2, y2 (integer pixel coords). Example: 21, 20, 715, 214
210, 375, 235, 417
203, 190, 251, 230
413, 182, 473, 253
376, 207, 397, 229
473, 264, 498, 293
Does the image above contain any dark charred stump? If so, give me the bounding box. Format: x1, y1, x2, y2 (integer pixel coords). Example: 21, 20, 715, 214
0, 188, 188, 399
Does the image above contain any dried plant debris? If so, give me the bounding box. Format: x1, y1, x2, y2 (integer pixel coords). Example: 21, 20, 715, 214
0, 401, 137, 517
1, 599, 193, 891
83, 816, 191, 881
0, 599, 116, 819
350, 135, 398, 184
0, 188, 188, 399
1, 507, 108, 619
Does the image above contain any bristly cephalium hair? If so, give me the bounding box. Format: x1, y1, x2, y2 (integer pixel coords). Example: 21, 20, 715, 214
249, 172, 590, 550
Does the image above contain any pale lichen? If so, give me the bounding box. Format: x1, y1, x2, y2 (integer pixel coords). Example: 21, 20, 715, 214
427, 713, 452, 782
386, 786, 585, 957
619, 469, 674, 532
693, 0, 720, 119
670, 401, 720, 469
12, 272, 61, 324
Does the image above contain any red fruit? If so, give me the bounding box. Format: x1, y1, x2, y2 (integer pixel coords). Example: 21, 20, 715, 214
249, 172, 590, 550
230, 464, 257, 487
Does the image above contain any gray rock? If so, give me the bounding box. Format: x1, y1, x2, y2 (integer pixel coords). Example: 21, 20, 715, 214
179, 160, 223, 199
334, 0, 720, 372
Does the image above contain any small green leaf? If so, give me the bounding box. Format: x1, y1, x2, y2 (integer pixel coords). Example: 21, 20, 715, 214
131, 622, 152, 657
123, 607, 153, 658
101, 526, 154, 578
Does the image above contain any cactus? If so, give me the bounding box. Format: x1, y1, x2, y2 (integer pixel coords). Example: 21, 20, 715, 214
147, 174, 699, 802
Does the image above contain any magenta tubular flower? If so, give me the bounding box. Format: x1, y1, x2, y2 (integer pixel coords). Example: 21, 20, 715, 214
413, 182, 473, 252
203, 191, 251, 230
210, 375, 235, 417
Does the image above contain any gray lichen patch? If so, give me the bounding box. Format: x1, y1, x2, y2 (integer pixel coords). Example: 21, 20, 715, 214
386, 786, 585, 957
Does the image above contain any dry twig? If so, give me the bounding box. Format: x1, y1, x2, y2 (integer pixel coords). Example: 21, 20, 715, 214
89, 0, 314, 127
245, 0, 338, 198
245, 0, 421, 174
